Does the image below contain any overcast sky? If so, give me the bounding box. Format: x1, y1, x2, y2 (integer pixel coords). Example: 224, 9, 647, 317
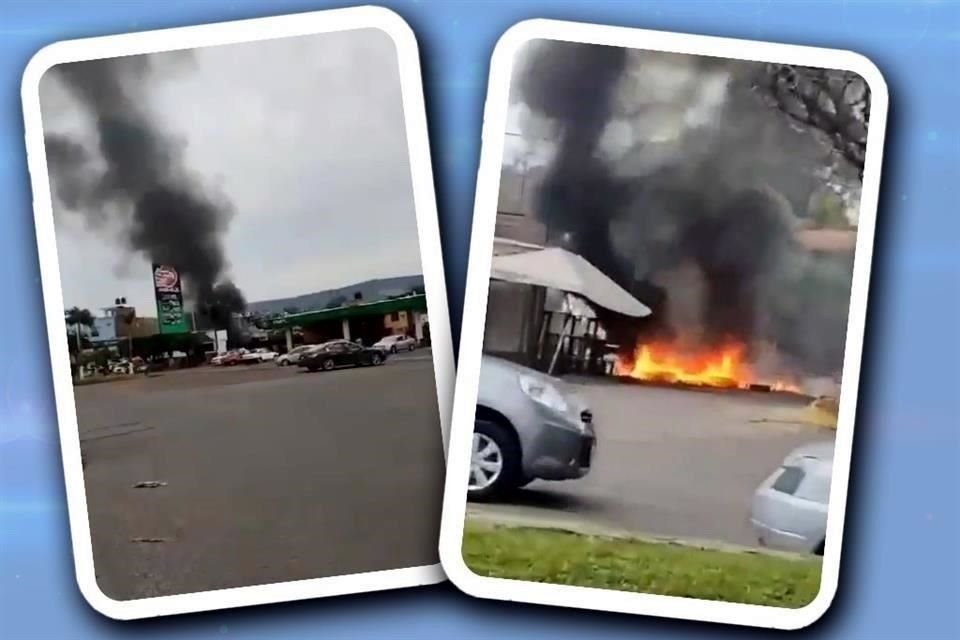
41, 28, 423, 314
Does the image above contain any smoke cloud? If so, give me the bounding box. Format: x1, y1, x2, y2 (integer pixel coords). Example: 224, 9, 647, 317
514, 41, 862, 376
43, 54, 245, 329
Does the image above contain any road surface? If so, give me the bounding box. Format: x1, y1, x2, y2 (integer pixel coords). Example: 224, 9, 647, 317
473, 380, 835, 548
75, 351, 444, 600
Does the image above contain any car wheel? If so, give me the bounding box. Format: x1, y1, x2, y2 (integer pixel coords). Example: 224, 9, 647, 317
408, 344, 415, 351
371, 352, 383, 366
322, 358, 335, 371
468, 419, 522, 502
390, 345, 398, 354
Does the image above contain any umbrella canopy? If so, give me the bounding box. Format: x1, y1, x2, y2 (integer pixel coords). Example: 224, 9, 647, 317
490, 247, 652, 318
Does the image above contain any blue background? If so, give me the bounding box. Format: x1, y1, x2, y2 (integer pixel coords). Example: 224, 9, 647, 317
1, 0, 958, 638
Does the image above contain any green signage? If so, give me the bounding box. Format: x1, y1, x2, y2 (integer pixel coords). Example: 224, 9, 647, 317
152, 264, 190, 334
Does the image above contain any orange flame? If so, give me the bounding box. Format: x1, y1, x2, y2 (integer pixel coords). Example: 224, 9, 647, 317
615, 341, 801, 393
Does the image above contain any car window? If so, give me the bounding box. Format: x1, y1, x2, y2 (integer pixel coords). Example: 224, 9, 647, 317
771, 465, 805, 495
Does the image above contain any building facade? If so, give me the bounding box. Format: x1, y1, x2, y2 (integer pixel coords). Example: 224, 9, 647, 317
496, 167, 548, 245
278, 294, 429, 350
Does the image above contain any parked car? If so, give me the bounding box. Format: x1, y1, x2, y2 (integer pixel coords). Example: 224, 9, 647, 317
275, 345, 317, 366
217, 350, 244, 366
241, 348, 277, 364
373, 334, 417, 353
469, 355, 596, 501
108, 358, 144, 374
299, 339, 387, 372
751, 440, 834, 555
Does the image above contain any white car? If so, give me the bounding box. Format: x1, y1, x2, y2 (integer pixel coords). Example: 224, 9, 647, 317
373, 334, 417, 353
275, 345, 318, 366
751, 440, 833, 555
241, 348, 277, 364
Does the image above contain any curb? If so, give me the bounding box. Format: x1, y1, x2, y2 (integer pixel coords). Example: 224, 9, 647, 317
465, 506, 811, 561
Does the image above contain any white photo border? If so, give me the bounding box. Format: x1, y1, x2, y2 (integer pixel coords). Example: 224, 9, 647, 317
22, 5, 455, 621
439, 18, 888, 630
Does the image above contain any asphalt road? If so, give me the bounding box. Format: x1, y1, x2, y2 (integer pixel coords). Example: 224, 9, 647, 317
75, 350, 444, 600
477, 380, 835, 548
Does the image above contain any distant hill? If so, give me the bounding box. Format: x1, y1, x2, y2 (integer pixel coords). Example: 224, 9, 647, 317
246, 274, 425, 316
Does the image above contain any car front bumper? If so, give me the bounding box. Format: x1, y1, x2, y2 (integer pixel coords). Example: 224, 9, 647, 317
523, 414, 596, 481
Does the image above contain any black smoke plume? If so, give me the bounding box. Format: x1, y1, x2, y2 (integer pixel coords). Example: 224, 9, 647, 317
43, 54, 245, 330
515, 42, 861, 377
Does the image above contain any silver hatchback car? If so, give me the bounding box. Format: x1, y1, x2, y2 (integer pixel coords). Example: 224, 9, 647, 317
751, 440, 834, 555
469, 355, 596, 501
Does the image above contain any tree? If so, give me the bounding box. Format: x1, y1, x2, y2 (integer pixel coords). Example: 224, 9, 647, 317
65, 331, 92, 355
808, 189, 852, 229
65, 307, 95, 337
65, 307, 96, 377
751, 64, 869, 177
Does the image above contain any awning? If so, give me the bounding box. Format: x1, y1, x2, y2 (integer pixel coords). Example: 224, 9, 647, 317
490, 247, 652, 318
276, 294, 427, 328
545, 288, 596, 319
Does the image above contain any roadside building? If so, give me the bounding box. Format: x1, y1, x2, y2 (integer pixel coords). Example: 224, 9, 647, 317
276, 294, 429, 351
484, 168, 551, 365
485, 245, 650, 374
91, 314, 117, 345
485, 238, 547, 362
496, 167, 548, 245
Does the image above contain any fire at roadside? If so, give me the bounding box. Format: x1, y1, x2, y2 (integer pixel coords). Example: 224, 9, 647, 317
614, 341, 802, 394
494, 41, 864, 400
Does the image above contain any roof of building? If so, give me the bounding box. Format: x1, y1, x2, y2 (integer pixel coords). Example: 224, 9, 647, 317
276, 294, 428, 328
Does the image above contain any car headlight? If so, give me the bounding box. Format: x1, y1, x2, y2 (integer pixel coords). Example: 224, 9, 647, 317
518, 374, 569, 414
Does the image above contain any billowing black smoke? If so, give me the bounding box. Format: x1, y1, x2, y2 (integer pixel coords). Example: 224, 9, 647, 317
43, 54, 245, 330
515, 42, 859, 377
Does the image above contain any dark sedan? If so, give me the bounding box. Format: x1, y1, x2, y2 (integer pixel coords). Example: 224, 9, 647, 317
299, 340, 388, 372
